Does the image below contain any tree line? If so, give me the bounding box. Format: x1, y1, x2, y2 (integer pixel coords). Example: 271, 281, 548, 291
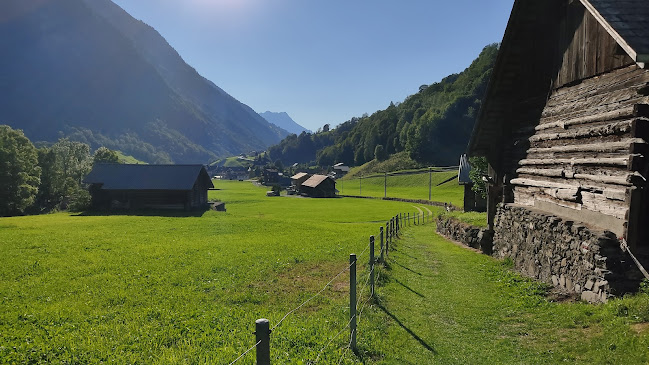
0, 125, 120, 217
267, 44, 499, 168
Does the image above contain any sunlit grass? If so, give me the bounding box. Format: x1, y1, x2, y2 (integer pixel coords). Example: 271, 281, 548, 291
0, 181, 647, 364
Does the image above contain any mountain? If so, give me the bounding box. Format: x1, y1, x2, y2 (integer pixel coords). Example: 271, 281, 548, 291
0, 0, 289, 163
259, 111, 310, 135
267, 44, 499, 167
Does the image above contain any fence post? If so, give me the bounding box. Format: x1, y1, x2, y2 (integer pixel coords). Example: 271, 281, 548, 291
349, 254, 357, 353
369, 236, 375, 297
255, 318, 270, 365
428, 167, 432, 201
380, 226, 384, 263
385, 222, 390, 257
384, 172, 387, 198
408, 212, 410, 226
396, 215, 399, 236
359, 175, 362, 196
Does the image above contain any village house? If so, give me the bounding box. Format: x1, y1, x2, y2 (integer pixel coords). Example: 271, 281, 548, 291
301, 174, 337, 198
84, 164, 213, 211
468, 0, 649, 301
290, 172, 312, 194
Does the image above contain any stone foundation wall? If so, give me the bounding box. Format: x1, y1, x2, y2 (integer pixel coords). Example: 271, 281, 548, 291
494, 204, 644, 302
436, 216, 493, 254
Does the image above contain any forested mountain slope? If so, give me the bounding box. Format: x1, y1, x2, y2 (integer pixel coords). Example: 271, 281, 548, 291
0, 0, 288, 163
267, 44, 499, 167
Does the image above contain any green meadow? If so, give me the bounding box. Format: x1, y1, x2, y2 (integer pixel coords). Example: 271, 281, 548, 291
1, 181, 648, 364
339, 171, 463, 207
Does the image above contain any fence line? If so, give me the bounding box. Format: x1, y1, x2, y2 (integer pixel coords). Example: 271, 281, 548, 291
228, 208, 434, 364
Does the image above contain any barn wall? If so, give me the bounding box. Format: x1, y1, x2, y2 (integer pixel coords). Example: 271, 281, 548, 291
508, 65, 649, 242
554, 1, 635, 88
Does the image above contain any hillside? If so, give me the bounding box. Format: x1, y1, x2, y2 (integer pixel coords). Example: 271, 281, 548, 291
259, 111, 309, 135
0, 0, 288, 163
267, 44, 499, 167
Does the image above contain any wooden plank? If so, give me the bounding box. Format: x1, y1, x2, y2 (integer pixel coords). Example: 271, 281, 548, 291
581, 191, 628, 219
528, 119, 635, 142
511, 177, 627, 201
535, 106, 636, 131
519, 157, 629, 167
527, 139, 644, 154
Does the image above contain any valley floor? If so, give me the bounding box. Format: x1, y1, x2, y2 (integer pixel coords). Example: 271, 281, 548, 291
0, 181, 647, 364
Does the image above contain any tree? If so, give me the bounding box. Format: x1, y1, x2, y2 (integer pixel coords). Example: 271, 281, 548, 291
374, 144, 387, 161
52, 138, 92, 184
322, 124, 330, 133
0, 125, 41, 216
468, 156, 488, 199
35, 147, 64, 211
93, 147, 119, 164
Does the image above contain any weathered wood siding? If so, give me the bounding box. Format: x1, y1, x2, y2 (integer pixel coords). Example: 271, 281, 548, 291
554, 2, 635, 88
510, 65, 649, 236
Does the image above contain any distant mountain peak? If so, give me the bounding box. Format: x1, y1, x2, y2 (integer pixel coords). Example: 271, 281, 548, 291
259, 111, 310, 135
0, 0, 288, 163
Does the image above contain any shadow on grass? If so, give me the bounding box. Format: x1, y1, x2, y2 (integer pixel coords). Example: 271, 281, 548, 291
377, 303, 437, 354
393, 278, 426, 298
74, 209, 209, 218
392, 260, 424, 276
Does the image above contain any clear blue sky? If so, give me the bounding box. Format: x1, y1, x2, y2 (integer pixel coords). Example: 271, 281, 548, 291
111, 0, 514, 131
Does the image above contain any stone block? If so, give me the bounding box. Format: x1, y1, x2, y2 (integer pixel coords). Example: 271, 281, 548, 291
581, 291, 601, 303
552, 275, 559, 286
585, 279, 594, 290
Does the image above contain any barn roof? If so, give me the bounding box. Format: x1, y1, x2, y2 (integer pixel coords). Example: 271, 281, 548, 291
291, 172, 310, 180
302, 174, 332, 188
84, 164, 214, 190
584, 0, 649, 63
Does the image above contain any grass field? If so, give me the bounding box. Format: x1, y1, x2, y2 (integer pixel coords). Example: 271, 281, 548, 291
1, 181, 648, 364
339, 170, 464, 207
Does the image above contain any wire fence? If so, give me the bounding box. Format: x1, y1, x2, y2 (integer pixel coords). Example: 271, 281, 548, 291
228, 208, 434, 364
338, 166, 459, 203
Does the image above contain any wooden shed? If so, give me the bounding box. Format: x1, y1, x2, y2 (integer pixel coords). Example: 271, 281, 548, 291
290, 172, 312, 194
301, 174, 337, 198
468, 0, 648, 297
84, 164, 214, 210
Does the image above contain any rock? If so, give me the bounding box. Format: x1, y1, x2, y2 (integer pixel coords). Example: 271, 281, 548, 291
585, 279, 594, 290
552, 275, 559, 286
581, 291, 601, 303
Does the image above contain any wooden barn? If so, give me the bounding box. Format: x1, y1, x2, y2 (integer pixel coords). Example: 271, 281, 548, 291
301, 174, 337, 198
84, 164, 214, 210
468, 0, 649, 298
290, 172, 312, 194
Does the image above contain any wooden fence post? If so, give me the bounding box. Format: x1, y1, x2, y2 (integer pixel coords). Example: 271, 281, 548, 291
384, 172, 387, 198
369, 236, 375, 297
380, 226, 384, 263
255, 318, 270, 365
385, 222, 390, 257
350, 254, 357, 352
429, 167, 432, 201
408, 212, 410, 226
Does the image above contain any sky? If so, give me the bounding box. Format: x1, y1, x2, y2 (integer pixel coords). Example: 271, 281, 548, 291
111, 0, 515, 132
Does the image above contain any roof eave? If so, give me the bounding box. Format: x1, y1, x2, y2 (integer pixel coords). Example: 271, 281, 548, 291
579, 0, 645, 68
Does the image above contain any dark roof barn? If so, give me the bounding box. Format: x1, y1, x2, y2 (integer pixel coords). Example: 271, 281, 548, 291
84, 164, 213, 210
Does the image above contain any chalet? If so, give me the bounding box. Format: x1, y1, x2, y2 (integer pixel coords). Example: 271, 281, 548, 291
468, 0, 648, 300
333, 163, 350, 177
301, 174, 337, 198
84, 164, 214, 210
290, 172, 312, 194
262, 169, 279, 185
